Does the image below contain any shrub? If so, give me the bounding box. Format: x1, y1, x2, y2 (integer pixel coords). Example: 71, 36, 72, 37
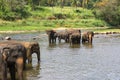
34, 6, 45, 11
1, 11, 15, 21
53, 13, 66, 19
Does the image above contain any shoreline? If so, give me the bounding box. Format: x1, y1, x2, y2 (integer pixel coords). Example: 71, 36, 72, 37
0, 27, 119, 34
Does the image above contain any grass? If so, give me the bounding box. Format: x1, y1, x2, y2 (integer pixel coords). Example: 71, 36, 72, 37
0, 7, 119, 33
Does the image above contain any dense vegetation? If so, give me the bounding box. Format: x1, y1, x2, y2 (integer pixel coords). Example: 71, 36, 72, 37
0, 0, 120, 32
94, 0, 120, 27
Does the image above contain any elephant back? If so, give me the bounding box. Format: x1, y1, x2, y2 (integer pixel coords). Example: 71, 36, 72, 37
66, 29, 81, 35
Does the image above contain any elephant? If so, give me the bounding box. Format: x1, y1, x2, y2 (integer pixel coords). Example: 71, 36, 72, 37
66, 29, 81, 35
56, 29, 81, 43
0, 43, 26, 80
56, 31, 69, 43
46, 30, 57, 43
69, 32, 81, 45
26, 41, 40, 63
82, 31, 94, 43
1, 40, 40, 64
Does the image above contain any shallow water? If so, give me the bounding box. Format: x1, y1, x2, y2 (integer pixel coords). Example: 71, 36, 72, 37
0, 32, 120, 80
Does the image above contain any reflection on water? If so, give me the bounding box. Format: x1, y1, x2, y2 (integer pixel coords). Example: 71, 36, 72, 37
0, 32, 120, 80
24, 63, 40, 80
82, 43, 93, 49
70, 44, 81, 48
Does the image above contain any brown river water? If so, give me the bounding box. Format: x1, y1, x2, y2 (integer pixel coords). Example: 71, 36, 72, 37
0, 32, 120, 80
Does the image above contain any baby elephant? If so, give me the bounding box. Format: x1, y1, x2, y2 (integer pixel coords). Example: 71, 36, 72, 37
82, 31, 94, 43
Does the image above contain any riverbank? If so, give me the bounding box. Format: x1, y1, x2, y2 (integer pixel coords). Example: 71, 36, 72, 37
0, 27, 119, 34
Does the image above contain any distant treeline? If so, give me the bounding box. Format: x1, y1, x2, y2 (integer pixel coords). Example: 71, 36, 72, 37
0, 0, 120, 26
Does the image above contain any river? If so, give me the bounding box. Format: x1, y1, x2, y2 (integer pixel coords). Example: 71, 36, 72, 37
0, 32, 120, 80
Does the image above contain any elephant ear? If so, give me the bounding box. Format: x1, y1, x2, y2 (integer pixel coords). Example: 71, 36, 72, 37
1, 47, 11, 61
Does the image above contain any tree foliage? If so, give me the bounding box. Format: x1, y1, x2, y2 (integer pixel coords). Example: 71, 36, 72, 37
0, 0, 30, 20
0, 0, 119, 27
94, 0, 120, 26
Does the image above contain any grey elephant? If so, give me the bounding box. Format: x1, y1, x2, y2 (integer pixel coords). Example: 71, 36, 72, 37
56, 31, 69, 43
1, 40, 40, 64
68, 29, 81, 45
0, 43, 26, 80
46, 30, 57, 43
66, 29, 81, 35
69, 32, 81, 45
82, 31, 94, 43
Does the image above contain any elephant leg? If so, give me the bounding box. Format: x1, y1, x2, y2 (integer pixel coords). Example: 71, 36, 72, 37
68, 38, 70, 42
77, 38, 80, 43
28, 55, 32, 63
16, 57, 23, 80
51, 39, 53, 43
1, 62, 7, 80
58, 37, 61, 43
70, 39, 72, 46
8, 63, 16, 80
23, 57, 26, 70
72, 38, 75, 44
37, 51, 40, 63
82, 38, 85, 43
65, 38, 67, 42
54, 38, 56, 43
65, 37, 69, 43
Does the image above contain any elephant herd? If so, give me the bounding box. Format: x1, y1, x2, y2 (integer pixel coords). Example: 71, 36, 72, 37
46, 29, 94, 45
0, 38, 40, 80
0, 29, 94, 80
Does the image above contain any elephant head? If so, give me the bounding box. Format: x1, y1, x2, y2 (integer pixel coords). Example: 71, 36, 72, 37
28, 42, 40, 63
87, 31, 94, 43
1, 47, 11, 62
82, 31, 94, 43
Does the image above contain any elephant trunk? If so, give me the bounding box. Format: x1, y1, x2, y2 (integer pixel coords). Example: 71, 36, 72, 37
37, 50, 40, 63
27, 48, 32, 63
88, 35, 93, 43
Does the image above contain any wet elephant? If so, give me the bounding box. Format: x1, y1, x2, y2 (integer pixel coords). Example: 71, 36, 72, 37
0, 43, 26, 80
66, 29, 81, 35
56, 29, 81, 43
46, 30, 57, 43
25, 41, 40, 63
0, 40, 40, 64
69, 32, 81, 45
82, 31, 94, 43
57, 31, 69, 43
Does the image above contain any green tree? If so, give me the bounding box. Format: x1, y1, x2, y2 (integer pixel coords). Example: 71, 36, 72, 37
0, 0, 30, 20
95, 0, 120, 26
